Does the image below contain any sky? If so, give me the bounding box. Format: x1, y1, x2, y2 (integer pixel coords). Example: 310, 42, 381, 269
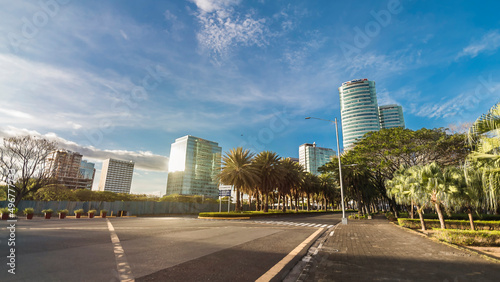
1, 0, 500, 195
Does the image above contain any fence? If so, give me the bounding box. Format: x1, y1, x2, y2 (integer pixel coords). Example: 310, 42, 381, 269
1, 200, 233, 216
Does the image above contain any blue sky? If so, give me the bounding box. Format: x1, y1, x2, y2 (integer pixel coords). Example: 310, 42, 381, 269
1, 0, 499, 195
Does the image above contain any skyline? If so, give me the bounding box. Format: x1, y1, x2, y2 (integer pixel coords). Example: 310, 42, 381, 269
1, 0, 499, 194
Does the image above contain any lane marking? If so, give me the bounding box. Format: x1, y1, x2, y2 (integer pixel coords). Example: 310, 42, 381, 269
256, 228, 324, 282
107, 219, 135, 282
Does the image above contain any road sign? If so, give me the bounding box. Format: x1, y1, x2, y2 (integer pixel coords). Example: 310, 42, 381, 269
219, 190, 231, 197
219, 185, 232, 190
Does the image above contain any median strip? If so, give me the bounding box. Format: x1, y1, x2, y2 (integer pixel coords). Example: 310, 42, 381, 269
256, 227, 324, 282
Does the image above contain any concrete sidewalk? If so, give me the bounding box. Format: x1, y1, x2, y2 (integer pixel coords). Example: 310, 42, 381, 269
299, 215, 500, 282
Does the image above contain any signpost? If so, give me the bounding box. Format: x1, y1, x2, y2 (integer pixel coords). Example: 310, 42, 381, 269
219, 185, 232, 212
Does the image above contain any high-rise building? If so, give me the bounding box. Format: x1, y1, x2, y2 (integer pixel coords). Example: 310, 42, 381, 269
46, 150, 83, 189
166, 135, 222, 198
338, 78, 381, 149
379, 104, 405, 129
98, 158, 134, 194
299, 143, 335, 175
78, 160, 95, 190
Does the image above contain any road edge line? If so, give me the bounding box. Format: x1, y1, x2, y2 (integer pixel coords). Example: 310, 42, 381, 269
106, 219, 135, 282
256, 227, 324, 282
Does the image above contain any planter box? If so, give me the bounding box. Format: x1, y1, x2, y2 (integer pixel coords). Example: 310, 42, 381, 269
75, 213, 81, 219
26, 214, 34, 220
88, 213, 95, 218
59, 213, 66, 219
101, 212, 107, 218
45, 213, 52, 219
1, 213, 9, 220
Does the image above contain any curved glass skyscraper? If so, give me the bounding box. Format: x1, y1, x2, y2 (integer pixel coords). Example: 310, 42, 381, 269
338, 79, 380, 149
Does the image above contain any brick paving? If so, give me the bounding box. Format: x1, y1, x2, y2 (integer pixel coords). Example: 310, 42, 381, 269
302, 215, 500, 282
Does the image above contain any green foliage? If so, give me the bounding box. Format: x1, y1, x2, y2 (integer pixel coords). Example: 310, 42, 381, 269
0, 207, 10, 214
397, 218, 500, 231
199, 210, 333, 218
160, 194, 207, 203
42, 209, 53, 213
23, 207, 34, 215
88, 209, 96, 214
73, 209, 84, 214
34, 185, 77, 201
434, 229, 500, 246
57, 209, 69, 214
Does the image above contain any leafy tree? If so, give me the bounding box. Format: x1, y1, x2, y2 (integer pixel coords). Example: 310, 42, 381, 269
219, 147, 259, 212
0, 135, 58, 206
278, 158, 302, 212
34, 184, 77, 201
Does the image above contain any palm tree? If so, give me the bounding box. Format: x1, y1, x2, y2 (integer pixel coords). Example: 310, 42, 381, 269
252, 151, 283, 212
278, 158, 302, 212
219, 147, 259, 212
387, 166, 428, 231
467, 102, 500, 213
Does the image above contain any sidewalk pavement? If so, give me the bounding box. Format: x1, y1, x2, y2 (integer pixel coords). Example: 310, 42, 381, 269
299, 215, 500, 282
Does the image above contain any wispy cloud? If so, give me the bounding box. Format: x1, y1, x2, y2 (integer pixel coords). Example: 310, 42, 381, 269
457, 30, 500, 59
192, 0, 270, 63
0, 126, 168, 172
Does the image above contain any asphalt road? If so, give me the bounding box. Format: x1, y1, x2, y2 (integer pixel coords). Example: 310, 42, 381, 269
0, 213, 340, 281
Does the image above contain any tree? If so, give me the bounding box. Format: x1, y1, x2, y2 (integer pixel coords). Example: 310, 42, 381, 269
34, 184, 77, 201
278, 158, 302, 212
0, 135, 58, 206
219, 147, 259, 212
252, 151, 283, 212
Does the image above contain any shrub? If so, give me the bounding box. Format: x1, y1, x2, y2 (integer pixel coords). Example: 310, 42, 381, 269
397, 218, 500, 231
42, 209, 53, 213
74, 209, 84, 214
58, 209, 69, 214
23, 208, 35, 215
0, 207, 10, 214
88, 209, 96, 214
434, 229, 500, 246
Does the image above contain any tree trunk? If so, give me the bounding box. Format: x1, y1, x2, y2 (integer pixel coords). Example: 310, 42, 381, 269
282, 195, 287, 212
467, 208, 475, 231
417, 206, 426, 231
435, 202, 446, 229
307, 193, 311, 212
235, 187, 241, 212
264, 193, 269, 213
410, 200, 414, 219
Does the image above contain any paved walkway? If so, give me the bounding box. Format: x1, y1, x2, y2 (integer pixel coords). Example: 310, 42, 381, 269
300, 215, 500, 282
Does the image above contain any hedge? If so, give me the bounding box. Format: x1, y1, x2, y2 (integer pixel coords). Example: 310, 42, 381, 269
397, 213, 500, 221
199, 210, 338, 218
434, 229, 500, 246
397, 218, 500, 231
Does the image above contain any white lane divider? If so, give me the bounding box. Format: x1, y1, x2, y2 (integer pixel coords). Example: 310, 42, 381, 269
107, 219, 134, 282
256, 228, 324, 282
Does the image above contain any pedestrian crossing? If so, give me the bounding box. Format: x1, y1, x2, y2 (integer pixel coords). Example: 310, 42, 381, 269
251, 220, 334, 229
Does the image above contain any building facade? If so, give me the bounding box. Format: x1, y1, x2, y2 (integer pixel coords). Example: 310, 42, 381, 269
379, 104, 405, 129
78, 160, 95, 190
98, 158, 134, 194
45, 150, 83, 189
299, 143, 335, 175
166, 135, 222, 198
338, 78, 381, 149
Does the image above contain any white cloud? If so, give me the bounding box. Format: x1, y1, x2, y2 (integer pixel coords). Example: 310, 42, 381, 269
192, 0, 270, 62
457, 30, 500, 59
0, 126, 168, 172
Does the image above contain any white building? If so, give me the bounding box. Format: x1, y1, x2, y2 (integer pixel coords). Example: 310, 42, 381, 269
98, 158, 134, 194
379, 104, 405, 129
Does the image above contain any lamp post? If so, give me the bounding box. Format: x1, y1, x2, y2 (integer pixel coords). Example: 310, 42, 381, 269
305, 117, 348, 224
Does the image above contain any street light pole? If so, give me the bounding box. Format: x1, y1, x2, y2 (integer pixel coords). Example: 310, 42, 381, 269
305, 117, 347, 224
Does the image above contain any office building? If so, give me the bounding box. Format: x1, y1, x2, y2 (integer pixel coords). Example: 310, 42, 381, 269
98, 158, 134, 194
299, 143, 335, 175
166, 135, 222, 198
379, 104, 405, 129
338, 78, 381, 149
45, 150, 83, 189
78, 160, 95, 190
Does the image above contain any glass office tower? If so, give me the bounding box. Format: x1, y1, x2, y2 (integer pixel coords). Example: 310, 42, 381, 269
338, 79, 380, 149
166, 135, 222, 198
379, 104, 405, 129
299, 143, 335, 175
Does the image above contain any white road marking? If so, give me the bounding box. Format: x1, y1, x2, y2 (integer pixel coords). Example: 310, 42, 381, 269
107, 219, 135, 282
256, 228, 324, 282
